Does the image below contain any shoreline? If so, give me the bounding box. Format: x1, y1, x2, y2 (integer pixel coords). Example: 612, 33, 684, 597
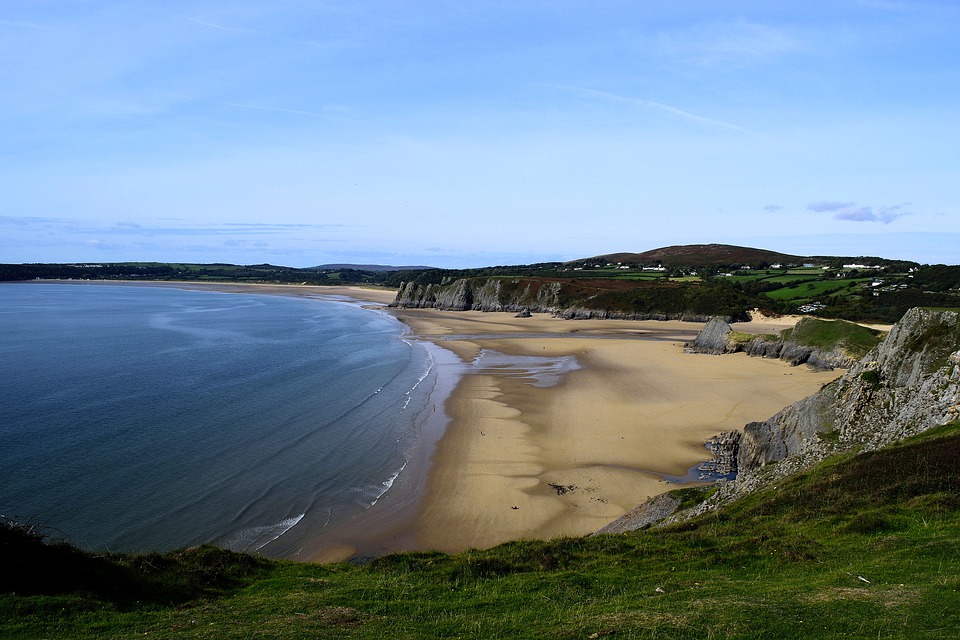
397, 310, 842, 552
21, 280, 845, 560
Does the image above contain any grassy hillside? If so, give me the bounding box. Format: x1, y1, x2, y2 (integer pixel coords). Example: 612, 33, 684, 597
4, 422, 959, 639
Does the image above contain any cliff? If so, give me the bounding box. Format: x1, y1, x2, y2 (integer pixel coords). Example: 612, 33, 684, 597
605, 307, 960, 532
391, 278, 563, 313
687, 316, 883, 369
391, 277, 748, 322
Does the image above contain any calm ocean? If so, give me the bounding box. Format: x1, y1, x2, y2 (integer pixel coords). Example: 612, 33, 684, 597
0, 282, 436, 556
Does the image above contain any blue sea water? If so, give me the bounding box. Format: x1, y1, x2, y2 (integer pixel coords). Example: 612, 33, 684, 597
0, 283, 435, 556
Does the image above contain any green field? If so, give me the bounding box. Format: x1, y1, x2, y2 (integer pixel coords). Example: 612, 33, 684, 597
763, 278, 873, 302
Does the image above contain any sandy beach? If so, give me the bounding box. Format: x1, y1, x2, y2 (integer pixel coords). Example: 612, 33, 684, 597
395, 309, 842, 553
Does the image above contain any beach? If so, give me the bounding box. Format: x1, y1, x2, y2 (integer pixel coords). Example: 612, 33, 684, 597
395, 310, 841, 553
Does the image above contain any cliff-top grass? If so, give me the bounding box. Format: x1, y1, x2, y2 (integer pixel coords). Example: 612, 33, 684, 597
3, 422, 959, 639
781, 317, 884, 358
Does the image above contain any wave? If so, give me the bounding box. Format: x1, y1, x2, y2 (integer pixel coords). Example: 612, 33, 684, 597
400, 347, 435, 411
220, 513, 306, 552
370, 461, 407, 507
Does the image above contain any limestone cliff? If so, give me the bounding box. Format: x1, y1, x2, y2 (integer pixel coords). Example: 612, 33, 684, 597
391, 277, 732, 322
391, 279, 560, 313
603, 308, 960, 533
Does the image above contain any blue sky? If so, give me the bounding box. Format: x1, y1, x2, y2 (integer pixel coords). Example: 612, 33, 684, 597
2, 1, 958, 268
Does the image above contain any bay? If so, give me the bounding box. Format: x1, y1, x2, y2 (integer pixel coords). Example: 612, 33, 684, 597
0, 282, 434, 556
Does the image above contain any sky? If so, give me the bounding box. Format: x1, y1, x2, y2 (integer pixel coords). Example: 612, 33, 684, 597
1, 1, 958, 268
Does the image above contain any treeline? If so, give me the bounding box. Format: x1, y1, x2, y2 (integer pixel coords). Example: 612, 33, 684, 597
0, 263, 384, 285
378, 263, 565, 288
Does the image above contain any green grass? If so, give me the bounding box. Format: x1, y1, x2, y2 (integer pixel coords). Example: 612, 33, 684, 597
763, 278, 872, 302
780, 317, 884, 358
762, 274, 823, 285
4, 423, 960, 639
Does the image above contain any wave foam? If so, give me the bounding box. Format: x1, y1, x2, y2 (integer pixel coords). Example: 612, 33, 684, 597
221, 513, 306, 552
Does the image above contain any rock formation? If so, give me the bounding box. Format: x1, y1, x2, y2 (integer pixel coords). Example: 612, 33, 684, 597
688, 317, 733, 355
686, 316, 871, 369
603, 308, 960, 533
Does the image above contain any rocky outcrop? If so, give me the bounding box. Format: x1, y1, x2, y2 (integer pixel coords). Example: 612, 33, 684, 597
835, 309, 960, 449
688, 317, 733, 354
552, 308, 717, 322
605, 308, 960, 534
596, 494, 680, 534
736, 389, 837, 470
686, 317, 866, 370
735, 309, 959, 472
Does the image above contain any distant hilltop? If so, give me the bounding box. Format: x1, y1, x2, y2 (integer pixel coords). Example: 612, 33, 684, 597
579, 244, 804, 267
572, 243, 925, 269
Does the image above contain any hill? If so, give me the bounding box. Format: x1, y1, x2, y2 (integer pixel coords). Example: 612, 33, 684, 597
578, 243, 805, 267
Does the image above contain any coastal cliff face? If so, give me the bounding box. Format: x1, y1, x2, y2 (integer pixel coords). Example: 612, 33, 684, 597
392, 279, 560, 312
391, 278, 726, 322
604, 308, 960, 533
737, 309, 959, 471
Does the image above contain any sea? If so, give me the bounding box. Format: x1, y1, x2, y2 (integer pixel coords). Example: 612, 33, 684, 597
0, 282, 439, 557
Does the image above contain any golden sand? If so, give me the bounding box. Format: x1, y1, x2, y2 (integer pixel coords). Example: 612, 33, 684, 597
401, 310, 841, 552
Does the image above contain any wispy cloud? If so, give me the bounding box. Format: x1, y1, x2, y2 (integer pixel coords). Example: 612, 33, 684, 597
181, 16, 266, 35
545, 84, 752, 134
808, 201, 854, 213
657, 19, 804, 67
220, 102, 347, 120
0, 215, 70, 226
763, 205, 784, 212
808, 201, 913, 224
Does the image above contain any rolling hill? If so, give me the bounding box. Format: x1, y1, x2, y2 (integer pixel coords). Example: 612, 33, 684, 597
577, 243, 805, 267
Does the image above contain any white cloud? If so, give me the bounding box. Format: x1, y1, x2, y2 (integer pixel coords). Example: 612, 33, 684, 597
808, 201, 913, 224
